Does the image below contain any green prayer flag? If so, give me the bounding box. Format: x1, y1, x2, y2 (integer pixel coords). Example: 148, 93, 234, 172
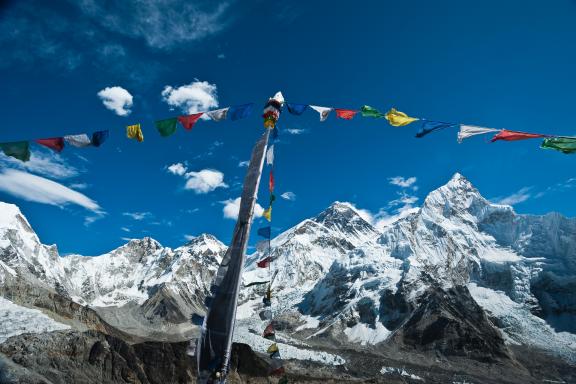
0, 141, 30, 162
270, 194, 276, 205
361, 105, 385, 118
155, 118, 178, 137
541, 137, 576, 154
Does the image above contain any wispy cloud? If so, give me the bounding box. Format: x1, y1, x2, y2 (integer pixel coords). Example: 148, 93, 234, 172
285, 128, 307, 135
123, 212, 153, 221
222, 197, 264, 220
162, 80, 218, 115
0, 169, 102, 214
280, 191, 296, 201
388, 176, 418, 190
371, 176, 421, 229
0, 150, 81, 180
166, 163, 228, 193
238, 160, 250, 168
97, 86, 133, 116
68, 182, 89, 190
492, 187, 532, 206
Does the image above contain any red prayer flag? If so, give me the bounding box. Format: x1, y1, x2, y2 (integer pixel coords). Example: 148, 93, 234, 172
35, 137, 64, 152
269, 170, 275, 192
263, 323, 275, 339
491, 129, 547, 142
178, 113, 204, 130
257, 257, 272, 268
335, 109, 358, 120
270, 366, 285, 376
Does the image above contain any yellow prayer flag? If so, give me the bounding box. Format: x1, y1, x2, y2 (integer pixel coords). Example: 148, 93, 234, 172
263, 206, 272, 222
385, 108, 419, 127
267, 343, 279, 354
127, 124, 144, 142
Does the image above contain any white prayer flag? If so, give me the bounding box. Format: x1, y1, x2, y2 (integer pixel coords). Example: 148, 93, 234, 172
310, 105, 332, 122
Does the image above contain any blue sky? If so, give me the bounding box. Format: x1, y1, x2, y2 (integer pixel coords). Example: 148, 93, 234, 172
0, 0, 575, 255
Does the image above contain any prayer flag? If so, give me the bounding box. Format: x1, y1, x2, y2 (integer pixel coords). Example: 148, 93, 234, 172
64, 134, 92, 148
416, 121, 456, 138
270, 351, 280, 359
178, 113, 203, 130
91, 130, 109, 147
491, 129, 547, 142
205, 107, 229, 121
256, 240, 270, 253
541, 137, 576, 154
269, 194, 276, 205
258, 226, 271, 239
257, 257, 272, 268
0, 141, 30, 162
457, 125, 499, 143
385, 108, 419, 126
269, 170, 275, 192
270, 366, 285, 376
266, 145, 274, 165
267, 343, 279, 354
335, 109, 358, 120
286, 103, 308, 115
155, 118, 178, 137
309, 105, 332, 121
228, 103, 254, 120
263, 323, 275, 339
361, 105, 385, 118
35, 137, 64, 152
263, 206, 272, 222
127, 124, 144, 142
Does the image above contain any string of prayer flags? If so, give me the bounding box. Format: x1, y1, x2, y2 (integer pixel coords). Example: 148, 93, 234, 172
0, 141, 30, 162
361, 105, 386, 119
229, 103, 254, 121
540, 137, 576, 154
310, 105, 332, 122
457, 125, 499, 143
205, 107, 229, 122
65, 134, 92, 148
286, 103, 308, 116
36, 137, 64, 152
491, 129, 548, 142
415, 121, 457, 138
155, 118, 178, 137
127, 124, 144, 142
266, 145, 275, 165
263, 206, 272, 221
335, 108, 358, 120
91, 130, 109, 147
258, 226, 271, 239
178, 113, 203, 130
385, 108, 419, 127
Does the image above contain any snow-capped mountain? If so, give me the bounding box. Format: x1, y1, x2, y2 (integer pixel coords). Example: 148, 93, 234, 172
1, 173, 575, 363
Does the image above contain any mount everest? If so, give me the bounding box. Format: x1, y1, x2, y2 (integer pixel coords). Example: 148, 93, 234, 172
0, 173, 575, 383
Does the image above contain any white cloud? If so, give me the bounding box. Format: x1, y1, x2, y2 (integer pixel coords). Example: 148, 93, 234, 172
0, 169, 102, 213
0, 150, 80, 180
184, 234, 196, 241
238, 160, 250, 168
123, 211, 153, 221
280, 191, 296, 201
373, 206, 420, 230
388, 176, 417, 189
222, 197, 264, 220
285, 128, 306, 135
167, 162, 187, 176
161, 80, 218, 114
97, 86, 133, 116
492, 187, 532, 206
121, 227, 131, 232
184, 169, 228, 194
68, 182, 89, 190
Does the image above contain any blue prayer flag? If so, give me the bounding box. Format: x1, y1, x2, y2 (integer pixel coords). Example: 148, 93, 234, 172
228, 103, 254, 121
415, 121, 456, 138
286, 103, 308, 116
91, 130, 109, 147
258, 226, 271, 238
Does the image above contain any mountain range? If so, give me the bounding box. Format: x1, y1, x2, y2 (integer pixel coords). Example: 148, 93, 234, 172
0, 173, 575, 384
